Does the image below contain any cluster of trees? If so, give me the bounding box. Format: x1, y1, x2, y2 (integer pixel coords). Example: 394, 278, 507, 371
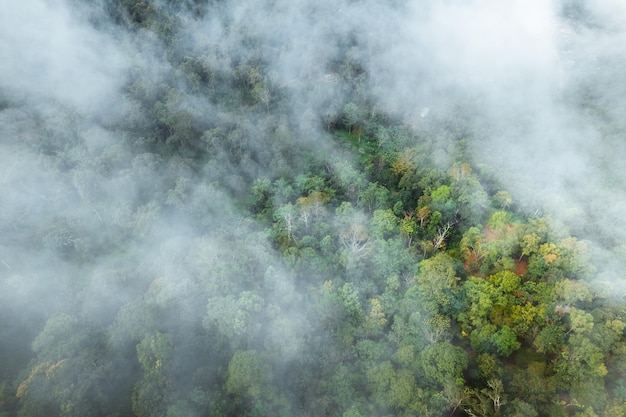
1, 1, 626, 417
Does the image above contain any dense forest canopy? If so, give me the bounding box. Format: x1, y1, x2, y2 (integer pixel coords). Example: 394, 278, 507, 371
1, 0, 626, 416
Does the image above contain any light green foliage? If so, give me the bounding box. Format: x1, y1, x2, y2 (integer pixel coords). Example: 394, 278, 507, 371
393, 344, 416, 368
399, 216, 418, 246
391, 148, 422, 191
343, 405, 363, 417
331, 365, 361, 411
317, 280, 344, 328
558, 237, 593, 278
272, 178, 296, 205
554, 279, 593, 307
343, 102, 362, 134
426, 210, 443, 236
574, 407, 600, 417
363, 298, 388, 336
371, 209, 399, 239
424, 314, 451, 344
137, 332, 173, 371
533, 323, 566, 354
460, 271, 534, 356
334, 160, 367, 202
133, 333, 175, 417
519, 232, 541, 259
603, 399, 626, 417
389, 369, 417, 408
487, 211, 513, 233
461, 277, 494, 327
594, 316, 626, 353
367, 360, 395, 407
204, 291, 264, 338
226, 350, 271, 400
490, 326, 520, 356
460, 226, 486, 265
568, 307, 595, 334
552, 333, 608, 410
476, 353, 501, 380
336, 201, 355, 217
493, 191, 513, 209
532, 238, 593, 281
372, 237, 415, 282
32, 314, 85, 361
415, 253, 460, 315
420, 342, 468, 388
489, 270, 521, 293
430, 185, 451, 203
390, 311, 425, 349
359, 182, 390, 213
340, 282, 363, 322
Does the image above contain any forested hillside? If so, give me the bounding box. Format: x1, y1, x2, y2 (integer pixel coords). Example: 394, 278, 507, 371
1, 1, 626, 417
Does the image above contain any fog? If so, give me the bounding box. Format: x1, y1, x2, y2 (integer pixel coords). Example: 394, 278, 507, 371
1, 0, 626, 415
365, 0, 626, 283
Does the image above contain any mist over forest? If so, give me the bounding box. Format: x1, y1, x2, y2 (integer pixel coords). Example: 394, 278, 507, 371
1, 0, 626, 416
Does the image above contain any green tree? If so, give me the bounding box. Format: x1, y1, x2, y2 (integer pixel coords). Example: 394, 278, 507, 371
460, 226, 486, 271
226, 350, 271, 401
370, 209, 399, 239
17, 314, 127, 417
509, 362, 556, 409
132, 332, 174, 417
493, 191, 513, 210
490, 326, 521, 356
343, 102, 362, 135
359, 182, 390, 213
430, 185, 451, 203
204, 291, 264, 339
462, 378, 505, 417
420, 342, 468, 388
415, 253, 461, 315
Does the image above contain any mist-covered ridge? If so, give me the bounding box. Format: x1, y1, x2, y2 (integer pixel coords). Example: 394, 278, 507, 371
1, 1, 626, 417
